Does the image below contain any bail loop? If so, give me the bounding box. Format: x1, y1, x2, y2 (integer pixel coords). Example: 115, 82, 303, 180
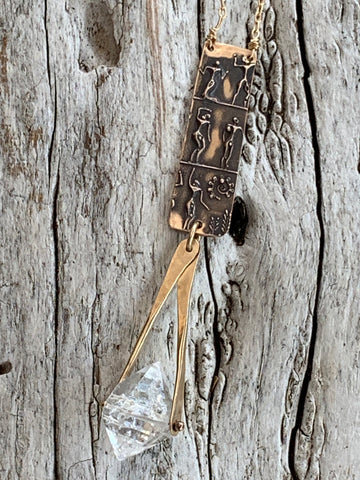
186, 221, 201, 252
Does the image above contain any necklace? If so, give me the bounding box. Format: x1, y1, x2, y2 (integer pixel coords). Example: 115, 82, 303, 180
102, 0, 265, 462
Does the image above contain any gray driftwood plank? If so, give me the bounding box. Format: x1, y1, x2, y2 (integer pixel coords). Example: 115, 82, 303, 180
0, 1, 359, 479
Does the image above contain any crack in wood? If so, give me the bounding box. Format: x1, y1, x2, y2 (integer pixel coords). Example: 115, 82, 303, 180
288, 0, 325, 477
89, 286, 100, 480
87, 70, 106, 480
52, 154, 60, 480
197, 0, 205, 57
204, 237, 221, 480
43, 1, 61, 476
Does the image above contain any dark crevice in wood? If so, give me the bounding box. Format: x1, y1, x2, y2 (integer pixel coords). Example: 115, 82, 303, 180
90, 73, 100, 472
0, 361, 12, 375
48, 78, 57, 188
44, 1, 60, 476
204, 237, 221, 480
89, 287, 99, 480
197, 0, 205, 55
89, 291, 99, 479
52, 161, 60, 480
288, 0, 325, 477
229, 197, 248, 246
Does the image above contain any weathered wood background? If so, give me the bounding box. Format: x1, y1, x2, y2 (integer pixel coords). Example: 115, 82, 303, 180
1, 0, 359, 478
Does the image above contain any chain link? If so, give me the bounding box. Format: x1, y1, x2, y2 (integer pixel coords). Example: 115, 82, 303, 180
205, 0, 265, 63
247, 0, 266, 63
205, 0, 227, 50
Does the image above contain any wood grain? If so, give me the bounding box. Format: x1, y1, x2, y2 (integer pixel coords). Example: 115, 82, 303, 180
0, 0, 359, 479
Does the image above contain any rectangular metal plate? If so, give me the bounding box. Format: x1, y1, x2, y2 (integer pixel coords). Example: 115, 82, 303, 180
169, 42, 255, 237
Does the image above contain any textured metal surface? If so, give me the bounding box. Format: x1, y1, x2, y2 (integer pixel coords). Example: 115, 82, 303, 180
169, 42, 255, 237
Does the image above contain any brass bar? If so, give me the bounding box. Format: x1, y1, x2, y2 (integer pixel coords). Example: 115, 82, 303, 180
169, 42, 256, 237
170, 247, 200, 435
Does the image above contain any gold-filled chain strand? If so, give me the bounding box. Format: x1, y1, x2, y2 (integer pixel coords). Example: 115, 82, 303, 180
247, 0, 265, 62
205, 0, 227, 50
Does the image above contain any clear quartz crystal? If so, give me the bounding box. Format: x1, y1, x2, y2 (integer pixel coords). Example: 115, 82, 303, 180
102, 362, 172, 461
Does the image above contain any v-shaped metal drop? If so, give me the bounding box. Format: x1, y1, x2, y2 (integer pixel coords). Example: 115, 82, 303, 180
119, 238, 200, 435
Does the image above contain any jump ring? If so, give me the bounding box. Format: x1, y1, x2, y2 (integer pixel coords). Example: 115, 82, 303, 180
186, 221, 201, 252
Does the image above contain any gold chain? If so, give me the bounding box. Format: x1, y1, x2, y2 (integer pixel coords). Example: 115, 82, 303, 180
205, 0, 227, 50
206, 0, 265, 62
247, 0, 265, 62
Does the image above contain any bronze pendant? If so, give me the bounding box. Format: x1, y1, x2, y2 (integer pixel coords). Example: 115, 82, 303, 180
169, 43, 255, 237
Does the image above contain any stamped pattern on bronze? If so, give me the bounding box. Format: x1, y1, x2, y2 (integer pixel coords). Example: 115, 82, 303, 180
169, 43, 255, 237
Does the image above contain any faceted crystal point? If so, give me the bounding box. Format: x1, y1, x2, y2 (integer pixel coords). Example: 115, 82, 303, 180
102, 362, 172, 461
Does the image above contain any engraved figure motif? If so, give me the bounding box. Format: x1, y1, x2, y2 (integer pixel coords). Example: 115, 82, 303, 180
199, 61, 228, 101
232, 54, 252, 107
190, 107, 212, 164
184, 168, 209, 230
207, 175, 235, 200
220, 116, 243, 169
